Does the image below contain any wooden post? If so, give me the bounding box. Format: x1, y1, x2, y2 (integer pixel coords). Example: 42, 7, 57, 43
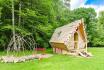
85, 41, 87, 52
81, 18, 87, 52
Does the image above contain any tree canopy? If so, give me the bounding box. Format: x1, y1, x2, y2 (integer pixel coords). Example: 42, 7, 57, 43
0, 0, 104, 50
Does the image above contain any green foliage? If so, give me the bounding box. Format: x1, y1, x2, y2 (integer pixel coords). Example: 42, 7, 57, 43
92, 11, 104, 46
0, 0, 104, 49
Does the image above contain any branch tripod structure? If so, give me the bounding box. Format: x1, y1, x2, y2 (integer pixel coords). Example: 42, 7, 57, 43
6, 0, 36, 56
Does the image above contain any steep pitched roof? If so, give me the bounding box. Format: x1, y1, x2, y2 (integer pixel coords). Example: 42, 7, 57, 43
49, 19, 85, 44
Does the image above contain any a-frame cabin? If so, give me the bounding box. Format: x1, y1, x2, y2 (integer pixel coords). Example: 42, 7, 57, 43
49, 19, 92, 57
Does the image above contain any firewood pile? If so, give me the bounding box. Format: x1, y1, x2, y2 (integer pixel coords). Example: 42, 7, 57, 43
0, 54, 53, 63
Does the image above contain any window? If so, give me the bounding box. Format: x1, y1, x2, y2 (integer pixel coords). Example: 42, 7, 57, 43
57, 31, 62, 37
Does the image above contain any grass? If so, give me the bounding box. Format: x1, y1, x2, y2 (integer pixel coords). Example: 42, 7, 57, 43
0, 47, 104, 70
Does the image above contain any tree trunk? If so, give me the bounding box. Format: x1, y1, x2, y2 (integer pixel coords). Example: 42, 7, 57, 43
19, 1, 21, 26
12, 0, 17, 51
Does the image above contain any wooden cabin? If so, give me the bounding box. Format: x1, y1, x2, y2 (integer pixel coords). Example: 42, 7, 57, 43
49, 19, 91, 57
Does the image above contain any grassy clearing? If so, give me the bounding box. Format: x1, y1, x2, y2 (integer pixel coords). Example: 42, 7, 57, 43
0, 48, 104, 70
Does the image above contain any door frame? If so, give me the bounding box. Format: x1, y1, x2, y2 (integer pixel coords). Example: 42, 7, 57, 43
74, 32, 78, 49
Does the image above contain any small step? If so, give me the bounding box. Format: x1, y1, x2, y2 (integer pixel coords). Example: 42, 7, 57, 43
78, 51, 92, 57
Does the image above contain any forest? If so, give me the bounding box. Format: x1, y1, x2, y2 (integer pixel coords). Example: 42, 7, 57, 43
0, 0, 104, 51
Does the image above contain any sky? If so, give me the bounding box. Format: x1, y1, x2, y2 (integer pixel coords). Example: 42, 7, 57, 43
70, 0, 104, 16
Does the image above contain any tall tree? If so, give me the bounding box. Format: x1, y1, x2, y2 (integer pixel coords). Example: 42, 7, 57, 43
93, 11, 104, 46
12, 0, 17, 50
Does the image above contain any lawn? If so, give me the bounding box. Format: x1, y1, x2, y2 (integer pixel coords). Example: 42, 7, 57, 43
0, 48, 104, 70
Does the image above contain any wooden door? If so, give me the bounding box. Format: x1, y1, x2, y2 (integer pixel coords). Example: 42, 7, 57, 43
74, 32, 78, 49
